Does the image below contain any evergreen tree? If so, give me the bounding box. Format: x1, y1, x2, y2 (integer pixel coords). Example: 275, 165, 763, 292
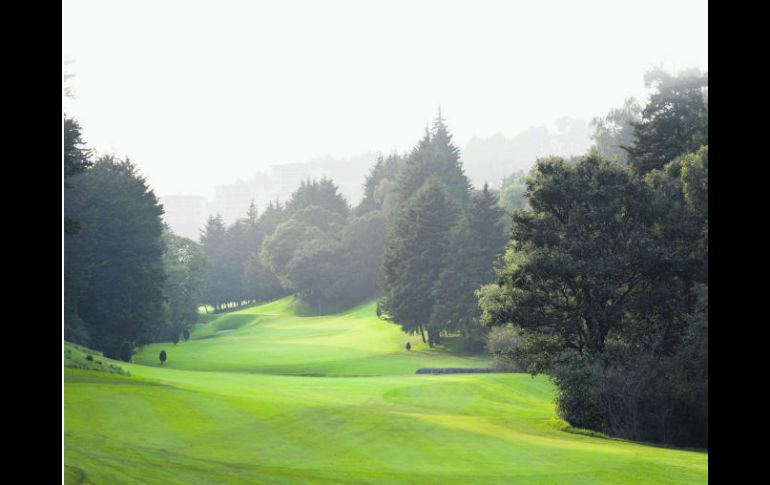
63, 155, 166, 358
393, 112, 471, 207
285, 178, 350, 218
63, 116, 93, 234
242, 200, 289, 303
200, 214, 230, 311
355, 153, 403, 215
429, 184, 508, 350
381, 178, 460, 346
626, 68, 708, 174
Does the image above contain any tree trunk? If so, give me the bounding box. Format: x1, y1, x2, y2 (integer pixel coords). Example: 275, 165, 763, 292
419, 325, 427, 343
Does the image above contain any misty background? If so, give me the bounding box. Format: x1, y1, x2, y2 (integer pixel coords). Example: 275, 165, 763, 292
62, 0, 707, 239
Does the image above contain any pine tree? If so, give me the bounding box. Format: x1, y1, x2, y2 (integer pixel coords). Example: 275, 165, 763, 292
429, 184, 508, 350
200, 214, 229, 311
63, 116, 93, 234
63, 155, 166, 358
393, 111, 471, 206
381, 178, 459, 346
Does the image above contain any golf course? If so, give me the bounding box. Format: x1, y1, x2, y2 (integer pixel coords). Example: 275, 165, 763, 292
63, 297, 708, 484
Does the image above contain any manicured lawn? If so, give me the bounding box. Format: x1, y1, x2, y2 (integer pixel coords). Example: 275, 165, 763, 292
64, 297, 707, 484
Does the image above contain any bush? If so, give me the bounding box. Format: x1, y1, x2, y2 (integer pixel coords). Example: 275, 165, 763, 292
159, 350, 167, 365
172, 333, 180, 345
405, 341, 411, 351
486, 325, 527, 372
552, 343, 708, 448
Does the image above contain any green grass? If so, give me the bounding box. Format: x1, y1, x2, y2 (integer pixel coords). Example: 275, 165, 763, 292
64, 341, 128, 375
64, 296, 707, 484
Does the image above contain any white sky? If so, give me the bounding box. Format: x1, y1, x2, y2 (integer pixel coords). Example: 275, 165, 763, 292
62, 0, 708, 198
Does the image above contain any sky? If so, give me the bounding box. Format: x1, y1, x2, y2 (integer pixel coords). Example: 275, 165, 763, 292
62, 0, 708, 198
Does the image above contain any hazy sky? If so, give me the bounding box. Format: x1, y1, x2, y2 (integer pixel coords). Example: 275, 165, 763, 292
62, 0, 707, 198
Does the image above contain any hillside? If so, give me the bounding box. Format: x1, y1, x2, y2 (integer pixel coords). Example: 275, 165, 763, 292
64, 297, 708, 484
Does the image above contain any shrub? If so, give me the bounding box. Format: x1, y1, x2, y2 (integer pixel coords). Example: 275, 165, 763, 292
405, 341, 411, 351
172, 333, 180, 345
159, 350, 167, 365
486, 325, 527, 372
85, 354, 93, 361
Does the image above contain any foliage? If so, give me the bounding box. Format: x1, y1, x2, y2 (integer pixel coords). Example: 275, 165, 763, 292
627, 68, 708, 174
486, 325, 527, 371
381, 178, 460, 345
590, 97, 642, 165
429, 185, 508, 350
355, 153, 403, 215
285, 178, 350, 218
63, 116, 93, 234
157, 229, 204, 341
498, 170, 529, 214
64, 155, 166, 359
393, 114, 471, 207
200, 214, 237, 311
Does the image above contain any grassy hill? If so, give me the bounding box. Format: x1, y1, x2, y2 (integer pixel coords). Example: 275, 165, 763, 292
64, 296, 708, 484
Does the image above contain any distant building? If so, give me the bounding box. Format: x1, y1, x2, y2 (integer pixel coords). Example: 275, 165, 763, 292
160, 195, 209, 241
211, 174, 273, 225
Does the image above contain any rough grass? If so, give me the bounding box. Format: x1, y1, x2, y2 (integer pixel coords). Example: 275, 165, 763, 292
64, 341, 129, 375
64, 296, 708, 484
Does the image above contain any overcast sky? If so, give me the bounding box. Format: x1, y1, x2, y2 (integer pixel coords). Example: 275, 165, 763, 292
62, 0, 708, 198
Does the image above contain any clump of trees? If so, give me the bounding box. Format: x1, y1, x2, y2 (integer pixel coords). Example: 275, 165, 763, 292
200, 201, 290, 311
259, 179, 388, 313
480, 68, 708, 448
380, 115, 508, 348
64, 151, 166, 360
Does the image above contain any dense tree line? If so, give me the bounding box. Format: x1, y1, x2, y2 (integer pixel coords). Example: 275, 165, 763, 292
480, 68, 708, 448
200, 177, 390, 314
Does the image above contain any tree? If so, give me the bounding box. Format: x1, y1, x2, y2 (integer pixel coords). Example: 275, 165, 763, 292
183, 328, 190, 341
200, 214, 232, 311
499, 170, 529, 214
241, 200, 289, 304
285, 178, 350, 218
355, 153, 403, 215
482, 148, 708, 447
590, 98, 642, 165
330, 210, 389, 306
429, 184, 508, 350
393, 112, 471, 207
381, 178, 460, 346
159, 229, 204, 341
626, 68, 708, 174
64, 155, 166, 359
260, 207, 345, 311
63, 116, 93, 234
484, 154, 677, 356
159, 350, 167, 365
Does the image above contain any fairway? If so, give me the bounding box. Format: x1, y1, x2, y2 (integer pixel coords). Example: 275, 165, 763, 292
64, 297, 708, 484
